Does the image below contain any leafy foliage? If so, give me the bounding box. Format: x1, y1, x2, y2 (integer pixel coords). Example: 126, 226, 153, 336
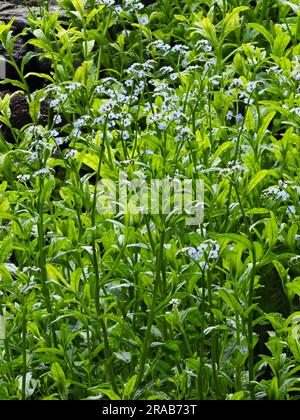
0, 0, 300, 400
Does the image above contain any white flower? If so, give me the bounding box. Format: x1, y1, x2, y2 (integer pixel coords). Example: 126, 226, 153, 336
49, 98, 59, 107
209, 250, 219, 259
196, 40, 212, 53
170, 298, 181, 308
49, 129, 59, 137
17, 174, 31, 181
188, 248, 202, 261
199, 261, 209, 271
139, 15, 149, 25
65, 149, 78, 159
245, 81, 259, 93
158, 122, 167, 130
33, 168, 51, 177
101, 0, 115, 5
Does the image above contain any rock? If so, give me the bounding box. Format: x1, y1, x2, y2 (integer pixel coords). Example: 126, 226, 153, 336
0, 2, 58, 30
0, 1, 59, 91
0, 91, 52, 142
0, 1, 59, 36
7, 92, 31, 130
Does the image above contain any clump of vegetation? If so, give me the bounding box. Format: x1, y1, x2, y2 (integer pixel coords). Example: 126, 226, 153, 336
0, 0, 300, 400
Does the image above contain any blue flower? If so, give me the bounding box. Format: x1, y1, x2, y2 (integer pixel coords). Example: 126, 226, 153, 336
226, 110, 234, 121
235, 113, 244, 123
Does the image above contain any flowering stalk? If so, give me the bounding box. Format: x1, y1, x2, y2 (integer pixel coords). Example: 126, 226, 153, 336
90, 122, 119, 396
188, 241, 221, 397
37, 174, 57, 348
232, 181, 256, 399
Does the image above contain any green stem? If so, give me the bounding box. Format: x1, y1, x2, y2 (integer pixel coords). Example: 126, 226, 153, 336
197, 274, 206, 400
207, 269, 222, 398
134, 230, 165, 395
232, 181, 256, 399
37, 177, 57, 348
90, 124, 119, 396
21, 303, 27, 401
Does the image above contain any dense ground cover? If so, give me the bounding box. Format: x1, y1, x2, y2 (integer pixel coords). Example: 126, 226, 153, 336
0, 0, 300, 400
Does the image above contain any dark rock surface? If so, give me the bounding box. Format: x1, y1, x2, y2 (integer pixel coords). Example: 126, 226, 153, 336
0, 1, 58, 31
0, 1, 59, 88
0, 1, 58, 140
0, 1, 156, 141
0, 91, 51, 142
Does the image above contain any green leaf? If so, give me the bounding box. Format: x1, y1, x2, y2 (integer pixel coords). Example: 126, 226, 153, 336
96, 389, 120, 400
0, 264, 12, 282
83, 153, 99, 171
245, 170, 270, 195
0, 238, 12, 264
0, 79, 26, 89
211, 141, 233, 161
74, 61, 93, 83
246, 208, 269, 215
215, 233, 253, 250
82, 283, 91, 307
123, 374, 137, 399
218, 288, 243, 315
287, 224, 298, 250
51, 362, 65, 384
222, 6, 249, 36
245, 107, 256, 131
247, 23, 274, 45
273, 260, 290, 299
46, 263, 68, 286
200, 17, 217, 46
21, 51, 39, 73
268, 377, 279, 400
86, 5, 105, 24
286, 278, 300, 297
70, 268, 82, 293
257, 111, 276, 144
281, 1, 300, 14
40, 179, 55, 204
226, 391, 245, 400
273, 30, 291, 57
272, 260, 287, 284
28, 38, 52, 52
264, 211, 278, 249
71, 0, 85, 17
25, 72, 54, 83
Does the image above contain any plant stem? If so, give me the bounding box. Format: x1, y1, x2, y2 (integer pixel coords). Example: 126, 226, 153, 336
90, 125, 119, 396
21, 303, 27, 401
37, 177, 57, 348
197, 274, 206, 400
233, 181, 256, 399
134, 229, 165, 396
207, 269, 222, 398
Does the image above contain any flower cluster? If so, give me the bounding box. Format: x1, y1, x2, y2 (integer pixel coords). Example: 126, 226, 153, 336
186, 240, 221, 270
226, 110, 244, 123
196, 39, 213, 53
220, 160, 249, 176
263, 181, 290, 201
